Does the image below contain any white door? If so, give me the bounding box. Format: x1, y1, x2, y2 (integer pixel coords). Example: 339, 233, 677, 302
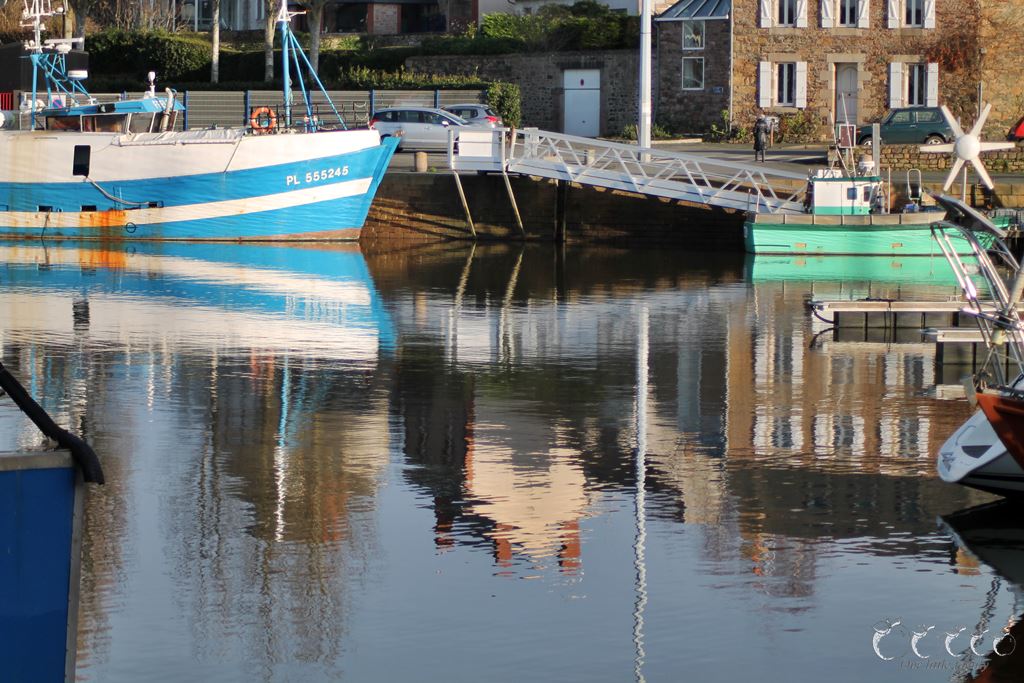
563, 69, 601, 137
835, 64, 858, 124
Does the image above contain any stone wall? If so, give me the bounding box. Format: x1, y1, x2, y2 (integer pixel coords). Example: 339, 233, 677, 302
830, 143, 1024, 173
655, 18, 731, 134
361, 172, 746, 247
406, 51, 639, 136
730, 0, 976, 138
979, 1, 1024, 138
879, 143, 1024, 173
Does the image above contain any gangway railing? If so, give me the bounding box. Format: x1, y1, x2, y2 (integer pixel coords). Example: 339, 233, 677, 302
448, 127, 808, 215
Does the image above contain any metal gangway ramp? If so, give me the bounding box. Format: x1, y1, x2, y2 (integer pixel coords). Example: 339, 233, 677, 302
448, 127, 809, 218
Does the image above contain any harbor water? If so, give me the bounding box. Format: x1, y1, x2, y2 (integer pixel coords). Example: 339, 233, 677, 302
1, 241, 1021, 682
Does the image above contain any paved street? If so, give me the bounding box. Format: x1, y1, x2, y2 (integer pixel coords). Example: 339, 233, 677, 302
385, 140, 1024, 188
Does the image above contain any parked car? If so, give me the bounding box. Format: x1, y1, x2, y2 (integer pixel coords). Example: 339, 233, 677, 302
1009, 116, 1024, 141
857, 107, 954, 147
368, 107, 486, 151
442, 103, 503, 128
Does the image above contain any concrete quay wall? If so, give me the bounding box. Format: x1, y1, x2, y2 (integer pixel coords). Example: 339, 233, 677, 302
362, 171, 1024, 248
361, 172, 747, 248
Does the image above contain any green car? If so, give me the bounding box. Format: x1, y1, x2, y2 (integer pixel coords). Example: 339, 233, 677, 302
857, 107, 954, 147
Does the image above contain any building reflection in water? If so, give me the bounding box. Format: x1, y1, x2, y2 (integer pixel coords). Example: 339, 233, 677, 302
0, 242, 1004, 680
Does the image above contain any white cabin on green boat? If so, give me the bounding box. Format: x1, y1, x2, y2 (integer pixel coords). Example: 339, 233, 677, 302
807, 169, 882, 216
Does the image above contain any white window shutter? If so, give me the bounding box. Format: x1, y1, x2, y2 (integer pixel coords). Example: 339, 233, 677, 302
889, 62, 904, 107
887, 0, 899, 27
760, 0, 773, 27
926, 62, 939, 106
796, 0, 808, 27
795, 62, 808, 108
857, 0, 870, 27
924, 0, 935, 27
759, 61, 772, 107
820, 0, 833, 27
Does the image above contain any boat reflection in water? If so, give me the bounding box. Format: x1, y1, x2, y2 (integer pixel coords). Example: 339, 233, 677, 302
2, 242, 1015, 681
0, 241, 393, 361
942, 502, 1024, 682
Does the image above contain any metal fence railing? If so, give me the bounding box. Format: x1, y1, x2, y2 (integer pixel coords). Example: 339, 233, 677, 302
5, 88, 486, 131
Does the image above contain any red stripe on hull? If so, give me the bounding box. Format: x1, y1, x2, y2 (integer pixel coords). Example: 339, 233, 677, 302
976, 392, 1024, 470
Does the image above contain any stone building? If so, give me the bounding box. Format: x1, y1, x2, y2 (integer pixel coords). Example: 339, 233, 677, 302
655, 0, 1024, 139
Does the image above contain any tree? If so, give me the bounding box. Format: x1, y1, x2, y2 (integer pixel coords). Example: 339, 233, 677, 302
211, 0, 220, 83
263, 0, 279, 82
66, 0, 97, 38
298, 0, 329, 74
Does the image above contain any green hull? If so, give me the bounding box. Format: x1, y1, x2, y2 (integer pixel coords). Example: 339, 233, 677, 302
747, 254, 966, 285
744, 214, 999, 256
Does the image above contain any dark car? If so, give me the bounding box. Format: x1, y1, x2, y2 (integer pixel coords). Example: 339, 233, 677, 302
857, 107, 954, 147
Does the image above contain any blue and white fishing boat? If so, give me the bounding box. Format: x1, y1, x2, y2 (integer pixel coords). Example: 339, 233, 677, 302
0, 1, 398, 241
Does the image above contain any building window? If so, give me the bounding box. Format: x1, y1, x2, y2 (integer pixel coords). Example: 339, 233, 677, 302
682, 57, 705, 90
682, 20, 705, 49
776, 63, 796, 106
905, 0, 923, 26
778, 0, 797, 25
906, 63, 926, 106
838, 0, 858, 26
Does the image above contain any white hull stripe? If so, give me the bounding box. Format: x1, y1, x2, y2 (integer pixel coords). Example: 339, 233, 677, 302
0, 177, 374, 229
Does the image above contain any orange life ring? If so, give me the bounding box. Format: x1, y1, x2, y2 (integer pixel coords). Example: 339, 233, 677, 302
250, 106, 277, 133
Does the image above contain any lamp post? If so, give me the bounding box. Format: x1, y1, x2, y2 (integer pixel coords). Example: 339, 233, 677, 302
638, 0, 652, 152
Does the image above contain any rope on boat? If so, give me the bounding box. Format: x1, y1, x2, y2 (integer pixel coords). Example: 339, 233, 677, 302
810, 308, 836, 325
0, 362, 104, 484
86, 177, 150, 208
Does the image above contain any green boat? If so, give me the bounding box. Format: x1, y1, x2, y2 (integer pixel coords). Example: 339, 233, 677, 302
744, 170, 1004, 255
747, 254, 969, 285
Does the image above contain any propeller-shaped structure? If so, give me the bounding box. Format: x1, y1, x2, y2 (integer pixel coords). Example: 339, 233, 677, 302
920, 104, 1016, 190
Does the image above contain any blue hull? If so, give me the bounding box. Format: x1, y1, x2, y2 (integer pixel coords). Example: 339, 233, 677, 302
0, 456, 80, 682
0, 137, 397, 241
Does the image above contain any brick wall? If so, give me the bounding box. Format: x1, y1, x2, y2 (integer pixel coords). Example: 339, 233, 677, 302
656, 18, 731, 134
406, 51, 639, 136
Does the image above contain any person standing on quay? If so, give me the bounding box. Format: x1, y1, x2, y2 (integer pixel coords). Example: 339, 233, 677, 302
753, 115, 769, 163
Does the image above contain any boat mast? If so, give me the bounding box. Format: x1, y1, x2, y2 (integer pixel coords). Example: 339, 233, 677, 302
277, 2, 292, 129
23, 0, 50, 130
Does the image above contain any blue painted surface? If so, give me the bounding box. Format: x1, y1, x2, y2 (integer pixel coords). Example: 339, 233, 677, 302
0, 240, 397, 351
0, 465, 76, 683
0, 137, 397, 239
42, 97, 186, 117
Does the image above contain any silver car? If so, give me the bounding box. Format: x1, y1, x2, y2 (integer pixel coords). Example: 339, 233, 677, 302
369, 107, 481, 151
442, 103, 503, 128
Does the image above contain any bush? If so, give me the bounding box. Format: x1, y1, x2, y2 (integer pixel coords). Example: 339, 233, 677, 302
478, 2, 638, 51
87, 29, 210, 81
776, 110, 817, 143
704, 109, 752, 143
487, 82, 521, 127
620, 122, 676, 141
419, 35, 525, 56
337, 65, 489, 89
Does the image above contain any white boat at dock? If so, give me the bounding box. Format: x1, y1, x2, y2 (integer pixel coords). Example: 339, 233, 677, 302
0, 1, 397, 241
